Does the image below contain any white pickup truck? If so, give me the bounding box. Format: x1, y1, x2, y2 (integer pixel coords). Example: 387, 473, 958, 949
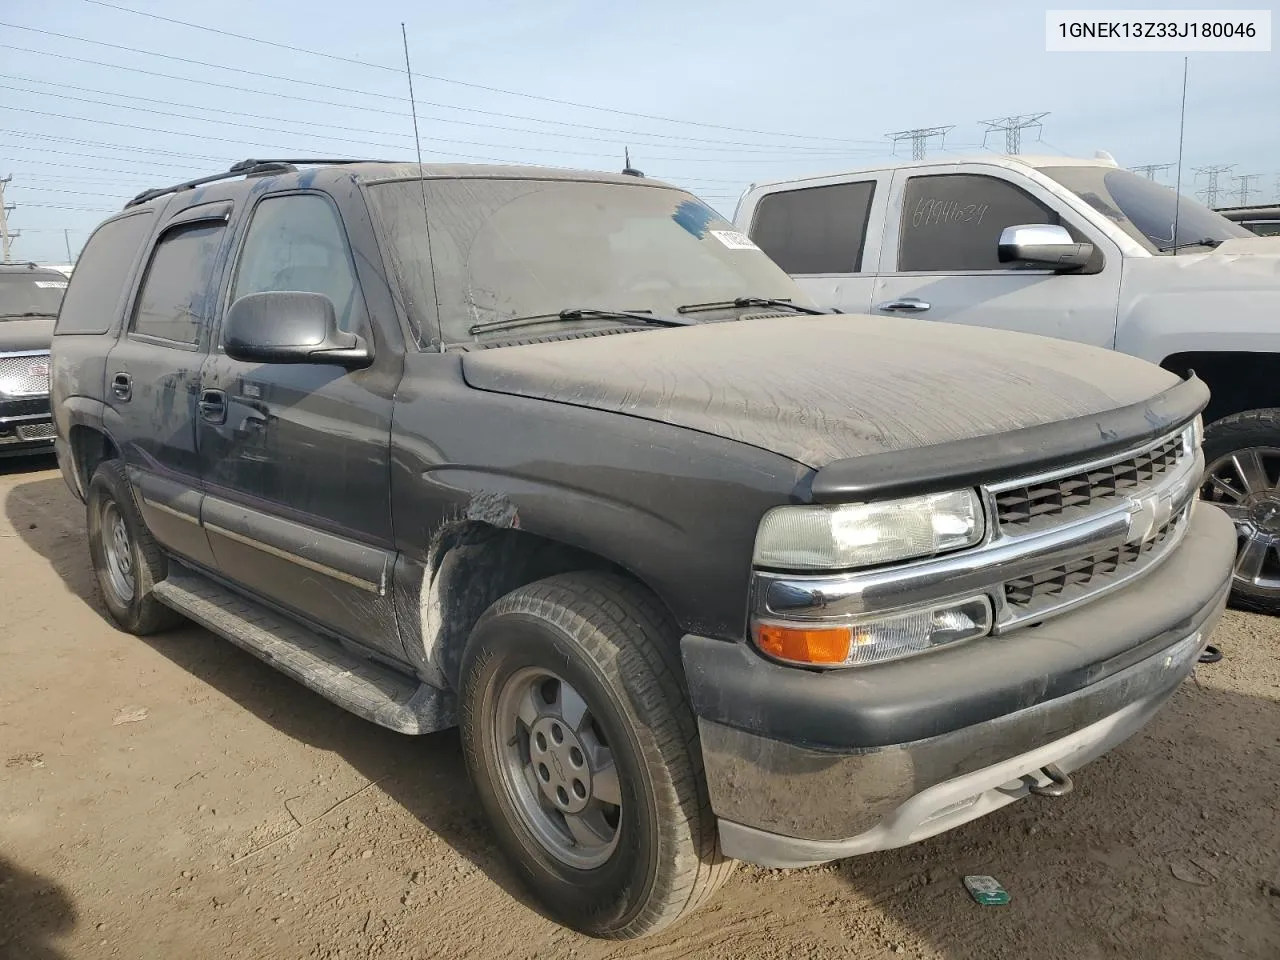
734, 154, 1280, 614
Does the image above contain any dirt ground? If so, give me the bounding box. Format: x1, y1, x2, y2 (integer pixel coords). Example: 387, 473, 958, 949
1, 456, 1277, 960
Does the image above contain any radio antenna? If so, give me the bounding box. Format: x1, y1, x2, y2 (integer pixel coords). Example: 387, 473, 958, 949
1171, 56, 1189, 256
400, 23, 441, 347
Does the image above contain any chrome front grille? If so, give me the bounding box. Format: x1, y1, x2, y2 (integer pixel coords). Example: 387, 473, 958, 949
993, 436, 1185, 535
17, 422, 55, 440
0, 352, 51, 397
1004, 506, 1187, 614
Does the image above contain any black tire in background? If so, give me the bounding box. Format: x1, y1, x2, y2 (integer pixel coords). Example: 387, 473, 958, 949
1200, 408, 1280, 615
459, 571, 732, 939
85, 460, 184, 635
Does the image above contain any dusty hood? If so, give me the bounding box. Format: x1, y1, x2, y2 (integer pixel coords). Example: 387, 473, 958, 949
461, 314, 1179, 468
0, 316, 55, 353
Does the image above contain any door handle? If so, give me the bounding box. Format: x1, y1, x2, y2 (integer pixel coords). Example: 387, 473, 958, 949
198, 388, 228, 425
111, 372, 132, 402
876, 298, 931, 313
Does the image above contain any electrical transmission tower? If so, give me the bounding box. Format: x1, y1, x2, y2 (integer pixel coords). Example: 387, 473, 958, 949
886, 125, 954, 160
0, 176, 18, 263
1230, 173, 1264, 206
1130, 163, 1173, 181
1193, 165, 1235, 207
980, 113, 1049, 154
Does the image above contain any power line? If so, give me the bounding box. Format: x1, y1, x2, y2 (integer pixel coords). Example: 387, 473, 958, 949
886, 125, 954, 160
0, 74, 867, 159
71, 0, 883, 146
4, 128, 226, 163
0, 43, 871, 155
0, 19, 883, 148
980, 113, 1050, 154
1193, 164, 1234, 207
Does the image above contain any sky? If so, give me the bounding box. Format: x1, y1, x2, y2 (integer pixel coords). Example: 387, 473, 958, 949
2, 0, 1277, 263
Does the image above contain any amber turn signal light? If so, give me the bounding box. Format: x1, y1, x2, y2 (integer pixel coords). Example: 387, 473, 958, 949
755, 623, 852, 666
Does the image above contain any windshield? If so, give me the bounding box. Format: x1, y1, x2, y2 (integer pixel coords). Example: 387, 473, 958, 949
1038, 166, 1253, 253
0, 272, 67, 318
365, 178, 809, 344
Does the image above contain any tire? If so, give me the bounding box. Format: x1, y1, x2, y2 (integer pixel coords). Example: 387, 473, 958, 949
1200, 408, 1280, 615
86, 460, 183, 634
459, 571, 732, 939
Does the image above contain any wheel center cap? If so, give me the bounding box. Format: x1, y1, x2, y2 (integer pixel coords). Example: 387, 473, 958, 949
1245, 493, 1280, 534
528, 716, 591, 815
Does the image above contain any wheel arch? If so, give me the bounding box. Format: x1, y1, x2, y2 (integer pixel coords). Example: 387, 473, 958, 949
1159, 351, 1279, 425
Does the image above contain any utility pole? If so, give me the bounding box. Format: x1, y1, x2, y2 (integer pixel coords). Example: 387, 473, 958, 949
0, 175, 17, 263
64, 229, 73, 263
1192, 164, 1234, 208
1130, 163, 1174, 181
980, 113, 1049, 154
886, 125, 954, 160
1231, 173, 1264, 206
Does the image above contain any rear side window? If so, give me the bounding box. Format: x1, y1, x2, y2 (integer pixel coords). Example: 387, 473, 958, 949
898, 174, 1058, 272
131, 221, 227, 345
750, 181, 876, 274
54, 212, 154, 335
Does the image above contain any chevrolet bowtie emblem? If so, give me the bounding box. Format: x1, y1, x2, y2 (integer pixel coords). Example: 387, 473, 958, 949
1126, 491, 1174, 544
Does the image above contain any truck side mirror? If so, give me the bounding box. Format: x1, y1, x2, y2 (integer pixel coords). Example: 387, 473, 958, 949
997, 224, 1094, 271
223, 291, 372, 368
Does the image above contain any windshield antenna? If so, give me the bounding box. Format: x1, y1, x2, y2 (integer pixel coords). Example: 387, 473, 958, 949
400, 23, 441, 348
1171, 56, 1188, 256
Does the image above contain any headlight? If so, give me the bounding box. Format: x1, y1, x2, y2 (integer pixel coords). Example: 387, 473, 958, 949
752, 489, 985, 571
755, 595, 993, 667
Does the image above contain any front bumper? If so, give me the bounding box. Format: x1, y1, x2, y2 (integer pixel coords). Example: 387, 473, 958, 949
682, 503, 1236, 868
0, 394, 54, 458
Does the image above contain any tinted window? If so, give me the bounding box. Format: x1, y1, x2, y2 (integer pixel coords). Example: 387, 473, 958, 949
366, 179, 808, 345
0, 271, 66, 318
750, 181, 876, 274
231, 194, 364, 333
1038, 166, 1252, 253
131, 221, 226, 345
899, 174, 1058, 272
54, 212, 154, 335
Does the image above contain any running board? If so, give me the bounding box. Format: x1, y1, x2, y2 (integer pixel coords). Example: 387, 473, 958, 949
153, 569, 455, 735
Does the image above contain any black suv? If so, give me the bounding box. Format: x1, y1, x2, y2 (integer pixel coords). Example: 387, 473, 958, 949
51, 159, 1235, 939
1, 262, 67, 456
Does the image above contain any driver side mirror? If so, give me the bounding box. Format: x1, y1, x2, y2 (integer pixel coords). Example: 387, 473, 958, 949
997, 224, 1094, 271
223, 291, 372, 368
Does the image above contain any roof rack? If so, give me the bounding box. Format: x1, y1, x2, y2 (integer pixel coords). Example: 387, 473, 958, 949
124, 158, 377, 209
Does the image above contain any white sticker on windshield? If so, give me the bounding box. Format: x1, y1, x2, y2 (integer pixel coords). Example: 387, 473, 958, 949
34, 281, 68, 289
710, 229, 760, 251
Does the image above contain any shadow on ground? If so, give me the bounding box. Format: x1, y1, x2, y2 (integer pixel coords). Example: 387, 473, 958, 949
7, 473, 1280, 959
0, 855, 77, 960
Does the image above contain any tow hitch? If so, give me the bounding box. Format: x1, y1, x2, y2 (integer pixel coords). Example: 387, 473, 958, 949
1027, 763, 1074, 798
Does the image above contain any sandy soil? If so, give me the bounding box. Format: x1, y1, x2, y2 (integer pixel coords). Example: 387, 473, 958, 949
1, 456, 1278, 960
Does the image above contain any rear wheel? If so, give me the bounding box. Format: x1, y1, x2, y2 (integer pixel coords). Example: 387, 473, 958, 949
459, 572, 732, 939
1200, 409, 1280, 615
86, 460, 183, 634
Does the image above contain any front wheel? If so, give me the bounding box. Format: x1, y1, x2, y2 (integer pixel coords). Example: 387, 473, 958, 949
459, 572, 732, 939
1200, 409, 1280, 615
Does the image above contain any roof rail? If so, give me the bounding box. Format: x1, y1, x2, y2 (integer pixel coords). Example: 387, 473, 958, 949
124, 158, 377, 210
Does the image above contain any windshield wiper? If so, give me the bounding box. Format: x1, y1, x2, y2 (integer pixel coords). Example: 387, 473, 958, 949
468, 308, 693, 336
0, 312, 55, 320
675, 297, 830, 316
1157, 237, 1225, 253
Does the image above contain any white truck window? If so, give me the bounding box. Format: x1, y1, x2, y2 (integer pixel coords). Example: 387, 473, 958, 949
898, 174, 1058, 272
751, 181, 876, 274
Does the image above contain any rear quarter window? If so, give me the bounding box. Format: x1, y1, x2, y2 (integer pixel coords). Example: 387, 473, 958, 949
749, 181, 877, 274
54, 211, 155, 336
